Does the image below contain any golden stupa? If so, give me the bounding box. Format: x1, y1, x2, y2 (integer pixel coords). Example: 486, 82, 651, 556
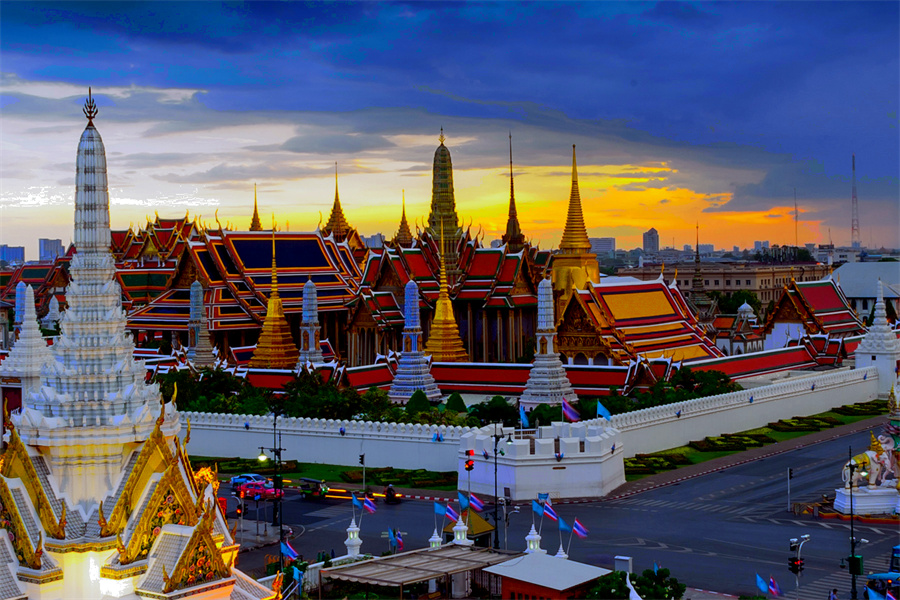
249, 225, 299, 369
424, 231, 469, 362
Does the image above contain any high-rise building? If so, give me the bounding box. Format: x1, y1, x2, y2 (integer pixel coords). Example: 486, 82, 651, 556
754, 240, 770, 251
684, 244, 692, 253
698, 243, 714, 255
642, 228, 659, 254
733, 246, 740, 254
39, 238, 64, 261
0, 245, 25, 264
590, 237, 616, 257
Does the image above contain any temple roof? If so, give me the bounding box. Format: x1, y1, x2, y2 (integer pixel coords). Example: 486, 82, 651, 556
762, 277, 865, 338
394, 194, 413, 248
501, 134, 525, 253
323, 167, 353, 243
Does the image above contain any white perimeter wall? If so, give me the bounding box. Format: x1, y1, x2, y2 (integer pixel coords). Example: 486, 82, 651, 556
182, 412, 473, 472
183, 367, 877, 477
610, 366, 878, 457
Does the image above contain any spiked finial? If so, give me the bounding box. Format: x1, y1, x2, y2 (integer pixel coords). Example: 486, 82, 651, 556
439, 128, 445, 144
271, 215, 278, 292
250, 183, 262, 231
83, 87, 98, 124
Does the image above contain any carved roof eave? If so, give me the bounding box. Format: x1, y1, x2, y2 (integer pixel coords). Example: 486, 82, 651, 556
762, 286, 817, 336
160, 504, 230, 594
0, 425, 65, 539
0, 477, 43, 569
101, 415, 176, 538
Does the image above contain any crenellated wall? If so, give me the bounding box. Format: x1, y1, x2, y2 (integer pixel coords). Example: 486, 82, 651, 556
608, 366, 878, 457
182, 411, 474, 472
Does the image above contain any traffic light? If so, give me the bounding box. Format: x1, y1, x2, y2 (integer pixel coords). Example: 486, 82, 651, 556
465, 459, 475, 471
788, 557, 802, 574
273, 474, 283, 489
359, 453, 365, 466
788, 468, 793, 479
235, 501, 243, 516
848, 555, 863, 576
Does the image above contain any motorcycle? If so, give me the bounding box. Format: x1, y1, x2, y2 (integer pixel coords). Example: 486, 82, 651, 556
384, 486, 402, 505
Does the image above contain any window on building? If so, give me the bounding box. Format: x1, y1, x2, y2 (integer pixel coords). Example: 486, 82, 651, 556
746, 279, 751, 285
705, 280, 710, 285
726, 280, 731, 286
714, 280, 719, 286
862, 299, 868, 310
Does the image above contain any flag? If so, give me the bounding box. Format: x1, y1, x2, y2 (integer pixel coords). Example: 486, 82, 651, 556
446, 504, 460, 522
292, 566, 303, 585
562, 399, 580, 422
596, 401, 612, 420
482, 448, 490, 459
755, 574, 768, 595
885, 591, 897, 600
559, 517, 572, 533
520, 405, 529, 428
538, 493, 550, 504
768, 576, 782, 597
364, 496, 377, 514
653, 562, 659, 575
469, 494, 485, 512
457, 491, 470, 511
573, 519, 589, 538
281, 540, 299, 560
531, 500, 544, 518
387, 528, 397, 548
868, 589, 886, 600
543, 504, 559, 522
395, 529, 404, 550
351, 493, 363, 510
434, 501, 446, 517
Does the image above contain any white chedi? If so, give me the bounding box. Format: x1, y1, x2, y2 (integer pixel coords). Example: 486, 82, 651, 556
0, 285, 55, 398
389, 279, 442, 403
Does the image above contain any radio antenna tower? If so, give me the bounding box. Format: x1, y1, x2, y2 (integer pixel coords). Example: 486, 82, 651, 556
794, 188, 798, 247
851, 153, 861, 249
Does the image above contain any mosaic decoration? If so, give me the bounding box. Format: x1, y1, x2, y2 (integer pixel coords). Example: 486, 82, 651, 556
161, 504, 229, 593
0, 478, 41, 569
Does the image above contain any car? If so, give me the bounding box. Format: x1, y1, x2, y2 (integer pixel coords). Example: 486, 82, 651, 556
237, 481, 284, 500
298, 477, 329, 499
230, 473, 272, 490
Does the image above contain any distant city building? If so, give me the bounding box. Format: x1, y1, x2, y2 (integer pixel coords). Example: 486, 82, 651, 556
39, 238, 64, 262
590, 237, 615, 257
754, 241, 770, 251
642, 228, 659, 254
361, 233, 385, 248
490, 239, 503, 249
684, 244, 692, 252
0, 245, 25, 265
698, 243, 714, 255
732, 246, 740, 254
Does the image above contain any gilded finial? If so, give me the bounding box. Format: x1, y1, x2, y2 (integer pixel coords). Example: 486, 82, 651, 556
870, 431, 884, 454
98, 501, 108, 531
439, 128, 445, 144
271, 215, 278, 292
83, 87, 98, 124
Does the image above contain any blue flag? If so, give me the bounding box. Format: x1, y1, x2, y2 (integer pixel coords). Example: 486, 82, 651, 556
538, 493, 550, 502
292, 566, 302, 584
559, 517, 572, 533
458, 491, 470, 510
388, 528, 397, 548
520, 405, 529, 428
755, 574, 768, 595
596, 401, 612, 420
433, 501, 446, 517
531, 500, 544, 517
351, 493, 363, 509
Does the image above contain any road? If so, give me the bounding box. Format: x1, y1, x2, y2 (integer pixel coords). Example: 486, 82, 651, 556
223, 427, 899, 598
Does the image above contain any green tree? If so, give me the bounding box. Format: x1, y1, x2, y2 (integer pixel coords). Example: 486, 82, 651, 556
709, 290, 762, 316
586, 571, 629, 599
405, 390, 431, 415
631, 567, 686, 600
445, 392, 468, 414
468, 395, 518, 426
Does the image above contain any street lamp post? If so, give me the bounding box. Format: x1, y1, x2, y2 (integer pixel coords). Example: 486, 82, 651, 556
258, 412, 286, 571
789, 534, 810, 600
844, 446, 868, 600
490, 423, 513, 550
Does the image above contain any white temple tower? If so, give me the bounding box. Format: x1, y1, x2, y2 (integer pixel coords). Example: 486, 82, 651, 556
42, 295, 61, 330
854, 280, 900, 398
0, 286, 55, 399
388, 279, 442, 404
297, 276, 324, 365
519, 277, 578, 410
187, 279, 215, 367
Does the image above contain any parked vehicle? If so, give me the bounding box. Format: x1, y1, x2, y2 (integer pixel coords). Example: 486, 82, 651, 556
298, 477, 329, 499
866, 544, 899, 597
238, 481, 284, 500
230, 473, 271, 490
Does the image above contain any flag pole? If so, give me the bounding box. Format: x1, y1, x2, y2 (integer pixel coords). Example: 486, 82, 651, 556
566, 527, 574, 554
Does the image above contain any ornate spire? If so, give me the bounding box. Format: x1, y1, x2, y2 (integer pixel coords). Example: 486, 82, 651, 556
389, 278, 441, 403
83, 87, 98, 125
395, 190, 413, 247
323, 163, 352, 242
501, 132, 526, 253
424, 227, 468, 363
297, 275, 323, 365
187, 279, 215, 367
0, 285, 54, 398
558, 145, 591, 254
427, 130, 461, 283
249, 225, 299, 369
249, 183, 262, 231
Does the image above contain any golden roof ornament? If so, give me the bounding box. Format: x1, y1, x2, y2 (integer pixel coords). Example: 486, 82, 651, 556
888, 385, 897, 416
250, 183, 263, 231
249, 221, 299, 368
83, 87, 98, 125
439, 127, 445, 144
423, 223, 469, 362
558, 145, 592, 254
870, 431, 884, 454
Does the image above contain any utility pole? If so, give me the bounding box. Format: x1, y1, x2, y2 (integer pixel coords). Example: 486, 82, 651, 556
850, 154, 861, 249
787, 467, 793, 512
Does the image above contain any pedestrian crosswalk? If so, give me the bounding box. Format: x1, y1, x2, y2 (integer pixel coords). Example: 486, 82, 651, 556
796, 555, 891, 600
305, 505, 353, 519
604, 496, 765, 516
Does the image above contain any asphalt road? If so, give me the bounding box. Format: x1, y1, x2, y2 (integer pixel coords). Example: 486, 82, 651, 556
224, 427, 899, 598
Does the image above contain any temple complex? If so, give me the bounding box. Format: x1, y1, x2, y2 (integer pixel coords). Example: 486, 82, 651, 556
0, 92, 272, 600
550, 146, 600, 309
248, 232, 300, 369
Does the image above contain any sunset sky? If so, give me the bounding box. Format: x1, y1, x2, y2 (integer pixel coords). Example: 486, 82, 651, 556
1, 2, 898, 260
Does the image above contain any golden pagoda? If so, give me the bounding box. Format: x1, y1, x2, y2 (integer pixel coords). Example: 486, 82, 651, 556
551, 145, 600, 302
249, 183, 263, 231
394, 191, 413, 248
323, 164, 352, 242
249, 226, 299, 369
424, 232, 469, 362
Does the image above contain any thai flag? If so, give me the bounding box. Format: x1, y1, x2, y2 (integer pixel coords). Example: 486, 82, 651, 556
469, 494, 485, 512
543, 504, 559, 522
445, 504, 460, 522
482, 448, 490, 459
395, 529, 404, 550
573, 519, 589, 539
562, 399, 580, 422
281, 540, 299, 560
768, 576, 782, 597
364, 496, 377, 514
